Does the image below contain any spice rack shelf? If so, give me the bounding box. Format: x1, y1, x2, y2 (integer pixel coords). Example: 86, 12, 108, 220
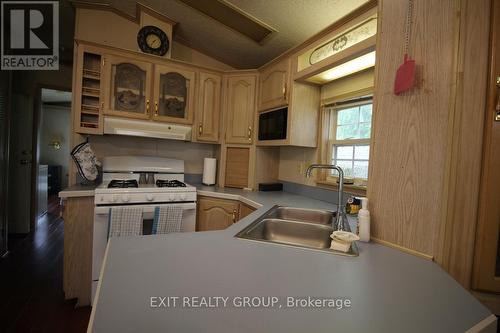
75, 48, 103, 134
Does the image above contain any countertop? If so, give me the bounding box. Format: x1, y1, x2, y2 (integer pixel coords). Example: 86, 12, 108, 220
59, 184, 97, 198
88, 185, 495, 333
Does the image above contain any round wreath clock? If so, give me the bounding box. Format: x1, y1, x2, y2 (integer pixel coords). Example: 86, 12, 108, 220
137, 26, 169, 56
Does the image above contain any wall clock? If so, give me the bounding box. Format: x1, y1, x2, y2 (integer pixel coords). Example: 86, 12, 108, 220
137, 26, 169, 56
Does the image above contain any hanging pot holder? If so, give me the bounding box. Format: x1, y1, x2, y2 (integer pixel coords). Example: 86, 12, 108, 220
71, 140, 101, 182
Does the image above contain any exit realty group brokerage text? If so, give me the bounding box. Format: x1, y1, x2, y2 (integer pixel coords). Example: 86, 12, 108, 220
150, 296, 352, 310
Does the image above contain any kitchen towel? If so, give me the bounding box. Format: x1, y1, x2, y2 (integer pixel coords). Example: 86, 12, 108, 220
202, 158, 217, 186
108, 207, 143, 238
153, 206, 183, 234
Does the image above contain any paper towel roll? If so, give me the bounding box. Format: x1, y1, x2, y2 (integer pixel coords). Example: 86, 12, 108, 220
202, 158, 217, 185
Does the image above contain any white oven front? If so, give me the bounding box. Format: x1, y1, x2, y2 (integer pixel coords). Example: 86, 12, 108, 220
91, 202, 196, 303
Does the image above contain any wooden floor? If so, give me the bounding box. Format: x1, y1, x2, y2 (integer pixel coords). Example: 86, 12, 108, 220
0, 196, 91, 333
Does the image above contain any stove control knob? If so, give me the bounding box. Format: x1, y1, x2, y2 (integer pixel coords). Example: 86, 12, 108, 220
122, 195, 130, 203
112, 195, 119, 203
180, 194, 186, 201
169, 194, 175, 201
146, 194, 154, 201
100, 196, 104, 202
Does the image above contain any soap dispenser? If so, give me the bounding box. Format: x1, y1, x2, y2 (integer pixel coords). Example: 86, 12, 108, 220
358, 197, 370, 242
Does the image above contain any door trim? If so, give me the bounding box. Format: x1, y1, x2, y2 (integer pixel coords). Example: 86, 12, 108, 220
472, 0, 500, 292
0, 71, 12, 255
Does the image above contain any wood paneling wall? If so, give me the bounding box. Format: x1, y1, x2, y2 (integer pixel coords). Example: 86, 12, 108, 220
435, 0, 491, 288
368, 0, 490, 287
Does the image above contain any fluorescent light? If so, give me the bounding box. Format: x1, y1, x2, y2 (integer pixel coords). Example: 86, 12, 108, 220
320, 51, 376, 81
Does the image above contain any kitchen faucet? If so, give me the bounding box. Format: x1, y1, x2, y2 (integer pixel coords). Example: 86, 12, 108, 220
305, 164, 348, 231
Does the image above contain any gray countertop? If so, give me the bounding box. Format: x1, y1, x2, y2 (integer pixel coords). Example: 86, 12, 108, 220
59, 184, 97, 198
88, 185, 494, 332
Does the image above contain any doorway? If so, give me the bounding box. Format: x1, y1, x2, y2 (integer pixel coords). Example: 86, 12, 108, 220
6, 87, 71, 246
36, 88, 72, 222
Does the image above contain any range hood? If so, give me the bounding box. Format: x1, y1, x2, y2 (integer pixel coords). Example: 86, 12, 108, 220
103, 116, 192, 141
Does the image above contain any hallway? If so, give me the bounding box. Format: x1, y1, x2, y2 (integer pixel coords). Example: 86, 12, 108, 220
0, 197, 91, 333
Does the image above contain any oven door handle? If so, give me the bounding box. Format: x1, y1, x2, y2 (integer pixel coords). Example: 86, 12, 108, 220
94, 203, 196, 215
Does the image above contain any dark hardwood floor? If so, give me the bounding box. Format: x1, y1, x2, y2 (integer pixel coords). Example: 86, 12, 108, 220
0, 196, 91, 333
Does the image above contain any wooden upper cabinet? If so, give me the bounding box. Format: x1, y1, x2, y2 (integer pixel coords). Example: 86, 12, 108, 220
197, 196, 239, 231
225, 75, 257, 144
258, 58, 290, 111
195, 71, 221, 142
152, 64, 196, 124
103, 54, 152, 119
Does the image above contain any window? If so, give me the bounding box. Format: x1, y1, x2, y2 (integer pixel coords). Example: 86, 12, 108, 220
326, 99, 373, 185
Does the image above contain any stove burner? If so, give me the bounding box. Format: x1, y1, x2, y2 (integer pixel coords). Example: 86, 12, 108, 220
108, 179, 139, 188
156, 180, 186, 188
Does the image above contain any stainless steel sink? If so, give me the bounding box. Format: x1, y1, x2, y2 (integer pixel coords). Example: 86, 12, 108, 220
235, 206, 358, 256
268, 206, 335, 225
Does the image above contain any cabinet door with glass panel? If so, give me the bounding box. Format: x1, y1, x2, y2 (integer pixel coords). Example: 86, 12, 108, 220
327, 99, 372, 186
152, 64, 196, 124
103, 55, 153, 119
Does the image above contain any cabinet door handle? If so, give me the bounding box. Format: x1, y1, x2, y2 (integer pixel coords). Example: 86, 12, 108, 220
495, 76, 500, 122
146, 99, 150, 115
198, 123, 203, 135
248, 126, 252, 140
154, 101, 158, 116
283, 82, 287, 100
232, 209, 237, 223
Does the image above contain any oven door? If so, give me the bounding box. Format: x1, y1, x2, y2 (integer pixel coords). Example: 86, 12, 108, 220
92, 202, 196, 302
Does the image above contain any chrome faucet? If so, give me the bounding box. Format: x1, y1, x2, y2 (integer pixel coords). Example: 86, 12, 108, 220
305, 164, 348, 231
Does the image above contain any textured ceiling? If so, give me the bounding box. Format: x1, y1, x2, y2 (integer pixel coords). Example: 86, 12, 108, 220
82, 0, 370, 69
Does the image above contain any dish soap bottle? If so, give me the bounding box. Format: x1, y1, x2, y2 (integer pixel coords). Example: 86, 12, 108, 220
358, 197, 370, 242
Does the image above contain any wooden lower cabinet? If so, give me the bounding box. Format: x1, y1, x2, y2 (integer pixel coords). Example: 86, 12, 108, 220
196, 196, 256, 231
197, 196, 239, 231
239, 203, 256, 219
62, 196, 94, 306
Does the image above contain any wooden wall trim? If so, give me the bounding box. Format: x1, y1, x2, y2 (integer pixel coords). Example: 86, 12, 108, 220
371, 237, 434, 261
434, 0, 491, 289
472, 0, 500, 292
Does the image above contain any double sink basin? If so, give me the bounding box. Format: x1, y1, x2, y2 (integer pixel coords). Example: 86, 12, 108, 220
235, 206, 358, 257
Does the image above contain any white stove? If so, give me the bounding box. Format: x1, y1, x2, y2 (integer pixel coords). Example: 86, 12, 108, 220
94, 156, 197, 205
95, 177, 197, 205
91, 156, 197, 302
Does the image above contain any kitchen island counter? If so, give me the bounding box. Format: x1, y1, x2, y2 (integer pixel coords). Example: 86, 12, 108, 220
88, 186, 495, 333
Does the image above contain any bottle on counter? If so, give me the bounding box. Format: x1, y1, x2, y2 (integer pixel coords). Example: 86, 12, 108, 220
358, 197, 370, 242
346, 196, 361, 215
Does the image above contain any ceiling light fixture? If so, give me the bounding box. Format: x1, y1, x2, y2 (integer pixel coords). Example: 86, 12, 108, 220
321, 51, 376, 81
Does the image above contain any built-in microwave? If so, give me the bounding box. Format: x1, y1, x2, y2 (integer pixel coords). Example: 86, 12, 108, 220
258, 107, 288, 141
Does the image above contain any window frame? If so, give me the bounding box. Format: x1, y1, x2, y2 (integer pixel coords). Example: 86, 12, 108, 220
325, 99, 373, 186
